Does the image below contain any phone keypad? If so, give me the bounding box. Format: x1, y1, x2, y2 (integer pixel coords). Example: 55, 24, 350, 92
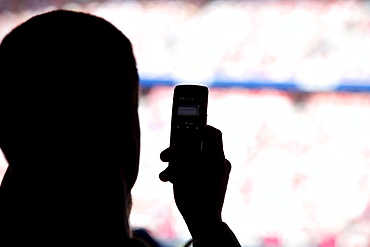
177, 122, 200, 131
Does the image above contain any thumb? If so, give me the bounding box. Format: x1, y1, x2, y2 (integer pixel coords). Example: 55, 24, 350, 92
202, 125, 225, 161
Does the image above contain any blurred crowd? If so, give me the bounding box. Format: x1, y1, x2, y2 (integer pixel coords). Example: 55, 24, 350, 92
133, 87, 370, 247
1, 1, 370, 88
1, 1, 370, 246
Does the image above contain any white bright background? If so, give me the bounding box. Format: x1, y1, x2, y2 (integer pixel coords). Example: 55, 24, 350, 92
1, 1, 370, 246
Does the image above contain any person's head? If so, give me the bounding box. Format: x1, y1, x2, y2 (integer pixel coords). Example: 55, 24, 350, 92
0, 10, 140, 241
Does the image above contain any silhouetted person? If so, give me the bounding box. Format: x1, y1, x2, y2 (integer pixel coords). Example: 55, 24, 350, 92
0, 10, 240, 246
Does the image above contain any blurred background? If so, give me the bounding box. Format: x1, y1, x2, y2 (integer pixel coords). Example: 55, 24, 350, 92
1, 0, 370, 246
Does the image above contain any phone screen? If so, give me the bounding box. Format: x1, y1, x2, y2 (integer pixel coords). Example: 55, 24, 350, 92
178, 104, 199, 117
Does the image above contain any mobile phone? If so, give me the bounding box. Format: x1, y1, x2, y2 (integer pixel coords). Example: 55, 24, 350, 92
170, 84, 209, 152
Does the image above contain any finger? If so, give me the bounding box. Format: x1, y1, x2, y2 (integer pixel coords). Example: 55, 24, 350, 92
159, 166, 174, 183
219, 159, 231, 206
225, 159, 231, 175
202, 125, 225, 160
160, 147, 172, 162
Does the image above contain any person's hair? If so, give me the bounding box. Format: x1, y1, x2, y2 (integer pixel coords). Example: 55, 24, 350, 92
0, 10, 139, 244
